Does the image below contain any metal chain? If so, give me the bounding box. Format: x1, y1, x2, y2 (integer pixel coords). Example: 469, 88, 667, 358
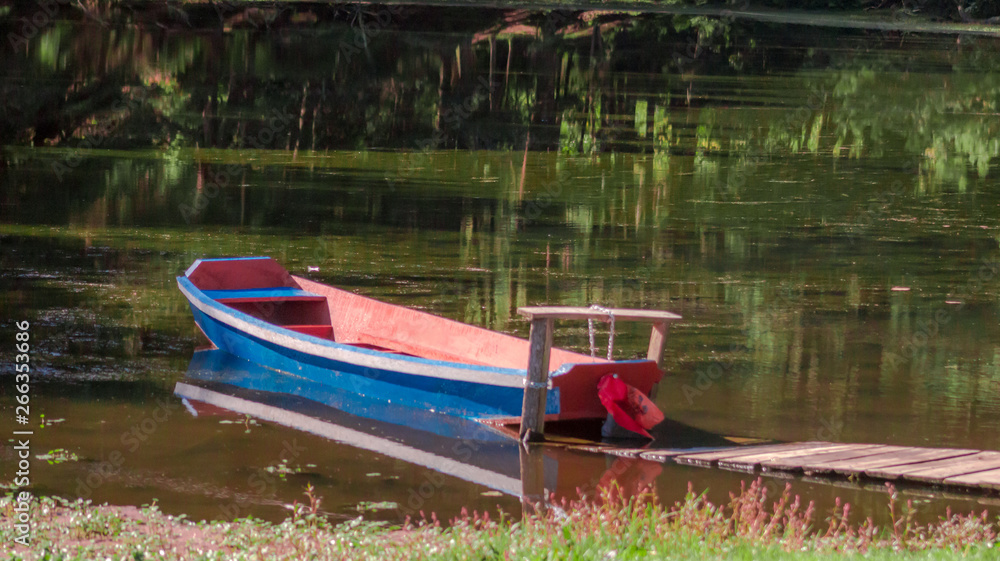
588, 316, 596, 358
588, 304, 615, 360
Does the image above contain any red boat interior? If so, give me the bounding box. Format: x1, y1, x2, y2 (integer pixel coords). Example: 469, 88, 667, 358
187, 257, 604, 371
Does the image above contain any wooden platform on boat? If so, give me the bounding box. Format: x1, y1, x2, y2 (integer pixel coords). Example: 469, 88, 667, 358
589, 441, 1000, 493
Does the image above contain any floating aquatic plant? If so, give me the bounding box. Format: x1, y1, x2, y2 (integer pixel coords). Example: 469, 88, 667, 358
355, 501, 399, 512
35, 448, 80, 464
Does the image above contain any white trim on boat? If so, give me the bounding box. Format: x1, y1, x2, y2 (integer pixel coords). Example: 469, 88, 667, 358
178, 280, 528, 389
175, 383, 522, 496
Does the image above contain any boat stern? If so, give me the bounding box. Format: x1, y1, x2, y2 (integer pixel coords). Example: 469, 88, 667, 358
549, 360, 662, 421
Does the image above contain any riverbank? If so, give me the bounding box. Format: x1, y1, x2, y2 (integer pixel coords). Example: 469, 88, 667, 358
2, 0, 998, 36
3, 480, 999, 560
375, 1, 1000, 36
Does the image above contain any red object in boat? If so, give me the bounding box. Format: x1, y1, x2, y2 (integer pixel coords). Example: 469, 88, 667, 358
597, 374, 665, 439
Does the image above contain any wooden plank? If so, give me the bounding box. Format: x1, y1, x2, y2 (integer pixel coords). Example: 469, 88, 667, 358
677, 442, 838, 466
761, 445, 894, 472
640, 449, 702, 462
646, 322, 669, 367
899, 452, 1000, 483
718, 444, 861, 470
646, 322, 668, 399
674, 444, 790, 466
828, 447, 978, 474
567, 445, 614, 454
518, 306, 682, 323
520, 318, 553, 441
605, 448, 645, 458
867, 451, 1000, 481
675, 442, 833, 465
789, 445, 912, 473
945, 468, 1000, 491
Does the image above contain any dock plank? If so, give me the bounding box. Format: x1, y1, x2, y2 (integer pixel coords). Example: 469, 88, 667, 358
639, 449, 702, 462
789, 446, 912, 473
901, 452, 1000, 483
829, 447, 978, 474
867, 451, 1000, 481
761, 444, 895, 472
518, 306, 682, 322
716, 444, 859, 470
674, 442, 811, 462
945, 468, 1000, 490
604, 448, 645, 458
674, 442, 836, 467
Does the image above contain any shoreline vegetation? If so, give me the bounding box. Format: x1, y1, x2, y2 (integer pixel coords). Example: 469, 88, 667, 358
400, 2, 1000, 35
0, 1, 998, 36
3, 480, 1000, 560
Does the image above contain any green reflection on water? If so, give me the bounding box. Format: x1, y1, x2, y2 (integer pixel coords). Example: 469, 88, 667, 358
4, 142, 1000, 448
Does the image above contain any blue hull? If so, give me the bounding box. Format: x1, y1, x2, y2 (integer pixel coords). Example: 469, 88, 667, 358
189, 304, 560, 419
184, 348, 517, 444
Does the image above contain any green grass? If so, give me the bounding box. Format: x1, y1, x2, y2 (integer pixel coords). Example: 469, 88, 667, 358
2, 479, 999, 560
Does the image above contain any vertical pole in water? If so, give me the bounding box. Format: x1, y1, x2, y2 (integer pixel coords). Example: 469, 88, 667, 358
520, 317, 553, 442
519, 444, 546, 515
646, 321, 668, 399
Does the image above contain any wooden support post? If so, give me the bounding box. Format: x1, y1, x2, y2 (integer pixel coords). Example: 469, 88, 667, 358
517, 306, 680, 439
647, 321, 668, 367
520, 317, 553, 442
647, 321, 668, 399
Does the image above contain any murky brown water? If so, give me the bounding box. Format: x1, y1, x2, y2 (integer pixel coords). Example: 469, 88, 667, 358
2, 5, 1000, 525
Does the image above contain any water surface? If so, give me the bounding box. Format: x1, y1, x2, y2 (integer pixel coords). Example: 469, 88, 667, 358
2, 5, 1000, 524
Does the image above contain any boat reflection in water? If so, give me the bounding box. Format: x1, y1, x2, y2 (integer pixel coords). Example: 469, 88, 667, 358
175, 349, 664, 513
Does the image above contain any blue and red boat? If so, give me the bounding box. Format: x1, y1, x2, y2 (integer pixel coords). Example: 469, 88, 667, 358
177, 257, 676, 432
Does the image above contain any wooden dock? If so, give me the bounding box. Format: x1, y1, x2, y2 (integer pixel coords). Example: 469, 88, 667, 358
573, 441, 1000, 494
